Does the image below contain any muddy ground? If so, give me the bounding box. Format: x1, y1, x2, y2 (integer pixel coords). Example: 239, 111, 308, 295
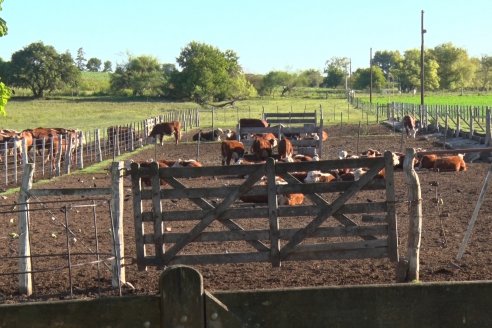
1, 123, 492, 303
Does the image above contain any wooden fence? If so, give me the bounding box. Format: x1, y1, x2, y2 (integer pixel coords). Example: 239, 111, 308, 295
2, 265, 492, 327
129, 153, 399, 270
349, 95, 492, 138
0, 109, 200, 189
15, 162, 126, 296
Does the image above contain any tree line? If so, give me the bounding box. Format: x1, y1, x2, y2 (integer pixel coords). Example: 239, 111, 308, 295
0, 29, 491, 102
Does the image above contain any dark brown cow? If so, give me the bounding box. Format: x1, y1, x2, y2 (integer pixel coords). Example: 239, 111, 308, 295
221, 140, 245, 166
148, 121, 181, 145
403, 115, 418, 138
192, 129, 223, 142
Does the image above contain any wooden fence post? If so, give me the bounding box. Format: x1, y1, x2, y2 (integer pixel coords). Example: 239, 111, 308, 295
18, 163, 34, 296
95, 129, 102, 162
111, 161, 126, 288
469, 107, 474, 139
486, 109, 492, 147
77, 131, 84, 169
55, 135, 63, 176
403, 148, 422, 282
64, 134, 73, 174
160, 266, 205, 328
266, 158, 280, 267
21, 138, 28, 166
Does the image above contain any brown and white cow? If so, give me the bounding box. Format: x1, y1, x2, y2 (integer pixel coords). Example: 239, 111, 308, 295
148, 121, 181, 145
221, 140, 245, 166
278, 138, 294, 161
402, 115, 419, 138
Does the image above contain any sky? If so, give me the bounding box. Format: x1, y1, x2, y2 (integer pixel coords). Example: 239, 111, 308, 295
1, 0, 492, 75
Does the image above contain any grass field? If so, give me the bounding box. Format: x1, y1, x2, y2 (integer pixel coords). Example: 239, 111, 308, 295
2, 91, 492, 134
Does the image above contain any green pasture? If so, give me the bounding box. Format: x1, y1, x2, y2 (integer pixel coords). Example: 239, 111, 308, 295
2, 91, 492, 134
1, 97, 354, 133
361, 92, 492, 107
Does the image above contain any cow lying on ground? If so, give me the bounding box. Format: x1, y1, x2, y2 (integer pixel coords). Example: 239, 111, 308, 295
221, 140, 245, 165
417, 154, 466, 172
126, 158, 203, 186
239, 176, 304, 206
403, 115, 419, 138
148, 121, 181, 145
192, 129, 223, 142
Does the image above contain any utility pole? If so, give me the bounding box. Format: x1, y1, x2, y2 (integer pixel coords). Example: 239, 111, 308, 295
420, 10, 426, 106
370, 48, 373, 104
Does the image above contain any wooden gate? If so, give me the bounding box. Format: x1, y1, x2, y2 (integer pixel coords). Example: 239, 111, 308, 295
130, 151, 398, 270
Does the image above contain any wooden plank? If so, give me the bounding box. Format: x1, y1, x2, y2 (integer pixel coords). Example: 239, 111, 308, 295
130, 162, 147, 271
29, 188, 112, 197
0, 296, 160, 328
295, 239, 387, 253
266, 158, 280, 267
140, 201, 387, 222
167, 252, 270, 265
264, 112, 317, 118
150, 162, 164, 266
154, 225, 389, 243
285, 247, 389, 261
384, 151, 399, 262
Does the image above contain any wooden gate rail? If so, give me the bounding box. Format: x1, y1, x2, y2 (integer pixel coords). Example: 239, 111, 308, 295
130, 152, 398, 272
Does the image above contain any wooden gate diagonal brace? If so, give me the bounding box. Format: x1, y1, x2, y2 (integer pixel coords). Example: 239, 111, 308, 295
162, 165, 266, 264
280, 162, 385, 259
164, 177, 270, 253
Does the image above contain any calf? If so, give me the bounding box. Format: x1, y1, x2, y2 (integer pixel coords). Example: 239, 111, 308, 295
221, 140, 245, 166
148, 121, 181, 145
402, 115, 419, 138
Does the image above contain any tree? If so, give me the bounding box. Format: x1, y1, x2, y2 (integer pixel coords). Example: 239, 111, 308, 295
323, 57, 350, 88
372, 50, 402, 80
171, 41, 253, 103
86, 57, 102, 72
110, 55, 164, 96
0, 0, 6, 37
0, 0, 11, 116
76, 47, 86, 71
395, 49, 439, 92
475, 56, 492, 91
351, 66, 386, 90
430, 43, 474, 90
260, 71, 296, 97
103, 60, 112, 72
297, 69, 323, 87
9, 42, 80, 97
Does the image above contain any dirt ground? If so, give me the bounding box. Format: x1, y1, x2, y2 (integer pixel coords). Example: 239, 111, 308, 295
1, 123, 492, 303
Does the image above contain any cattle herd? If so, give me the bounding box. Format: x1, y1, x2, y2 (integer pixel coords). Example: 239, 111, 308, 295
128, 115, 468, 207
1, 115, 467, 191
